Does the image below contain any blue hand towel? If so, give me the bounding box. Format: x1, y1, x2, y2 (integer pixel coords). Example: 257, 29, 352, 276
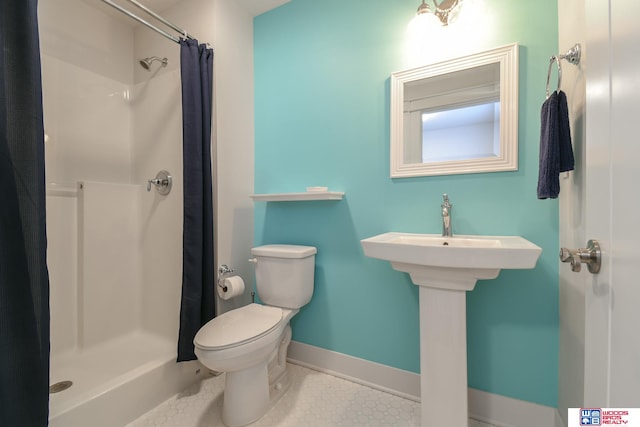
537, 90, 574, 199
557, 91, 575, 172
537, 92, 560, 199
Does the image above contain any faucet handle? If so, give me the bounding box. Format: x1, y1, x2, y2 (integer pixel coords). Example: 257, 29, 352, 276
441, 193, 453, 237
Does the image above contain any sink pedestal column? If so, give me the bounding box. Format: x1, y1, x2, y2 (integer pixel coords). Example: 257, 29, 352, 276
419, 286, 468, 427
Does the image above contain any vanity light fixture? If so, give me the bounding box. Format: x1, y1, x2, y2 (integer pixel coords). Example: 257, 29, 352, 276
416, 0, 464, 26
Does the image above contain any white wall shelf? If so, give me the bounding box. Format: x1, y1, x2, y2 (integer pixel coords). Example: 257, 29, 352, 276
249, 191, 344, 202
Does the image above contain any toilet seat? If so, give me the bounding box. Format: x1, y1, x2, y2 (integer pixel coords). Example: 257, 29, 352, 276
194, 304, 283, 351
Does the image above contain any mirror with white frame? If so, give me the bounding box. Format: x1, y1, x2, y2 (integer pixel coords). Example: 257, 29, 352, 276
390, 43, 519, 178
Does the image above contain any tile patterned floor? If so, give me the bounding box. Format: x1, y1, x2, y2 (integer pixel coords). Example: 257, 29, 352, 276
127, 363, 497, 427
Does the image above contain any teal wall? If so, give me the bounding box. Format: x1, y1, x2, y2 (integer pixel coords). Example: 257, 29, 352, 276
254, 0, 559, 407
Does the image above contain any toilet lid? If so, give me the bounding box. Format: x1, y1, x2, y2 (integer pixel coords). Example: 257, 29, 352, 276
194, 304, 283, 350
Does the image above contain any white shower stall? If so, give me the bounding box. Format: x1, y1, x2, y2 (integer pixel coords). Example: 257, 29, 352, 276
39, 0, 256, 425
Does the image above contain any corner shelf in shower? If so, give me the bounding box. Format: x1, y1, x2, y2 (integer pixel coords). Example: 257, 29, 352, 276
249, 191, 344, 202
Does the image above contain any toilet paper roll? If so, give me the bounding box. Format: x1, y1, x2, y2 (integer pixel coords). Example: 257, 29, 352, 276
217, 276, 245, 300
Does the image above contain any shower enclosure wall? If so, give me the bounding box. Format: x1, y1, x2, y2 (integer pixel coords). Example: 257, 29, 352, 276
39, 0, 226, 425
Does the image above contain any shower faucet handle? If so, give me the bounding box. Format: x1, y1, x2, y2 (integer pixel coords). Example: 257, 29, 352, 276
147, 178, 162, 191
146, 170, 172, 195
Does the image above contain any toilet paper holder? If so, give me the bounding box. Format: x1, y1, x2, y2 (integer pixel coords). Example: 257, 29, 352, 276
217, 264, 235, 292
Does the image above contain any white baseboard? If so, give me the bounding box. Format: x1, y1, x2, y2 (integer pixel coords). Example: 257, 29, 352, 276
467, 388, 556, 427
287, 341, 556, 427
287, 340, 421, 402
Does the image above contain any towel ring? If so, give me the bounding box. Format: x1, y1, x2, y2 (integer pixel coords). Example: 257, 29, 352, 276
546, 55, 562, 99
545, 44, 581, 99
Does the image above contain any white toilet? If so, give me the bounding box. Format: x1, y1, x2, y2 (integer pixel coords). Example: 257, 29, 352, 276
194, 244, 316, 427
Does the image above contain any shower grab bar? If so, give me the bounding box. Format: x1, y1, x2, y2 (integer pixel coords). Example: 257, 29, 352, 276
99, 0, 202, 45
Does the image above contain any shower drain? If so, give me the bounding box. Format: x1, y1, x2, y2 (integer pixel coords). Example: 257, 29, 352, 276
49, 380, 73, 394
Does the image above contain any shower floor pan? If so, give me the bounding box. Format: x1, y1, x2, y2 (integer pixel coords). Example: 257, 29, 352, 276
49, 332, 203, 427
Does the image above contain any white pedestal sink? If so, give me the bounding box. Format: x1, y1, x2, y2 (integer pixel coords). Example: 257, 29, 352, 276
361, 232, 541, 427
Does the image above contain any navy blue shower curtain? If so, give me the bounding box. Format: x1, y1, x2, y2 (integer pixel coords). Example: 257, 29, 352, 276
0, 0, 50, 425
177, 39, 215, 362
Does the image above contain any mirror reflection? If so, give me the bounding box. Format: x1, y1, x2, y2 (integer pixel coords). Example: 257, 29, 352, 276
420, 101, 500, 162
391, 44, 518, 178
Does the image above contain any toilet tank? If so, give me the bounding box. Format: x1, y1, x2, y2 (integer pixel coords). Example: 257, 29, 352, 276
251, 244, 316, 309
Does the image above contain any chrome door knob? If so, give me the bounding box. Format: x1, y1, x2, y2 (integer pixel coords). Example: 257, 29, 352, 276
559, 239, 601, 274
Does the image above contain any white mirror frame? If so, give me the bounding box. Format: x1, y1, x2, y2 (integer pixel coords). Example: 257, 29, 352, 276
390, 43, 519, 178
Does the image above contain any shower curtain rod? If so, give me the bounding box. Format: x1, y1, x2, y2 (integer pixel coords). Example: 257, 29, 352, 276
99, 0, 197, 44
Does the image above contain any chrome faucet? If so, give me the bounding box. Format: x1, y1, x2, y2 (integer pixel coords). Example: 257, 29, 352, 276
441, 194, 453, 237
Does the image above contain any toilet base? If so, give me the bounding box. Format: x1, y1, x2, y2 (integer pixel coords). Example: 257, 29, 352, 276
267, 357, 292, 408
222, 362, 270, 427
220, 325, 293, 427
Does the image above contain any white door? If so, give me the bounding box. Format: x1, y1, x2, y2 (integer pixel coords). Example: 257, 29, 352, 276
600, 0, 640, 405
558, 0, 640, 422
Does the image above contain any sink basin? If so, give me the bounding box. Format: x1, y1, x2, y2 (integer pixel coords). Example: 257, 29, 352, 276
361, 232, 541, 291
361, 232, 542, 426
